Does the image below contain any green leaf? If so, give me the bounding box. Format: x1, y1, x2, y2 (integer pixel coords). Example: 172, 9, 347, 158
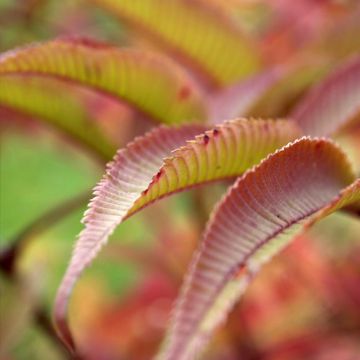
159, 138, 359, 360
90, 0, 261, 88
0, 75, 116, 161
53, 118, 299, 352
0, 38, 207, 124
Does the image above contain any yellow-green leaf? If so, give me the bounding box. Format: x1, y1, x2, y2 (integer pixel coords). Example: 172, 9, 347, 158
90, 0, 261, 88
0, 38, 207, 124
0, 75, 116, 161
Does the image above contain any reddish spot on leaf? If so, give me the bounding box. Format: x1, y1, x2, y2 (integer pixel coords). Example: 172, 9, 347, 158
156, 169, 163, 180
213, 128, 219, 136
315, 142, 323, 150
235, 263, 247, 277
61, 36, 111, 49
203, 134, 210, 145
178, 86, 191, 101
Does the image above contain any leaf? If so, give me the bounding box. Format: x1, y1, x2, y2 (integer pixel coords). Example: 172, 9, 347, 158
90, 0, 260, 88
0, 75, 116, 161
310, 7, 360, 61
0, 38, 207, 124
159, 138, 359, 360
53, 118, 299, 352
247, 60, 331, 118
291, 56, 360, 136
207, 67, 283, 124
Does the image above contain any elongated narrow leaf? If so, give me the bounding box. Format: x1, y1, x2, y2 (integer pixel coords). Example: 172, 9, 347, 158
0, 38, 206, 124
0, 75, 116, 160
160, 138, 359, 360
208, 67, 283, 123
54, 118, 299, 352
248, 61, 331, 118
291, 56, 360, 136
90, 0, 260, 88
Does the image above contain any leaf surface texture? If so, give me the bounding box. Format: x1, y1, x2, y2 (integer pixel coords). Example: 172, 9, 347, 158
159, 138, 359, 360
0, 38, 206, 124
54, 118, 299, 351
90, 0, 260, 87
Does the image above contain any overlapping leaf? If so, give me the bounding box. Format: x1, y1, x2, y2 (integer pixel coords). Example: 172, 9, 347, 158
53, 118, 299, 351
90, 0, 260, 88
0, 38, 207, 124
291, 56, 360, 136
159, 138, 359, 360
0, 75, 115, 160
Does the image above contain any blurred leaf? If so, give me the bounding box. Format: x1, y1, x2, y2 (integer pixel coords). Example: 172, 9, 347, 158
207, 67, 283, 123
90, 0, 260, 88
0, 75, 116, 161
160, 138, 359, 360
309, 7, 360, 62
248, 60, 330, 118
0, 37, 207, 124
291, 56, 360, 136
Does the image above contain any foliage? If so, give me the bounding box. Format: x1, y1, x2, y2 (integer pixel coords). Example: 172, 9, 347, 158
1, 1, 359, 360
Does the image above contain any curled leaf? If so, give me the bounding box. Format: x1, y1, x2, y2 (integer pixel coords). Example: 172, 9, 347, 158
291, 56, 360, 136
0, 38, 207, 124
159, 138, 359, 360
90, 0, 260, 88
54, 118, 299, 352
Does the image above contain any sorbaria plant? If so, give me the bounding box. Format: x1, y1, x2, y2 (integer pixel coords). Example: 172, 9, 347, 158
0, 0, 359, 359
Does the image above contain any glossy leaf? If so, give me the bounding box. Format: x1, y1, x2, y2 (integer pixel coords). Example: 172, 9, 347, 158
90, 0, 260, 88
160, 138, 359, 360
54, 118, 299, 352
0, 75, 116, 161
291, 56, 360, 136
0, 38, 207, 124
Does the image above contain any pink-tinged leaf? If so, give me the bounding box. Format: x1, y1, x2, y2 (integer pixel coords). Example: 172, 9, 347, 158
54, 118, 299, 353
159, 138, 358, 360
0, 38, 207, 124
291, 56, 360, 136
207, 67, 284, 124
90, 0, 260, 89
310, 6, 360, 61
247, 60, 331, 118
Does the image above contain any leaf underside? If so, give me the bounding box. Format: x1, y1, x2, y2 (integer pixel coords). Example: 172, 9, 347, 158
0, 75, 116, 160
291, 56, 360, 136
0, 38, 207, 125
159, 138, 359, 360
90, 0, 260, 88
53, 118, 299, 351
